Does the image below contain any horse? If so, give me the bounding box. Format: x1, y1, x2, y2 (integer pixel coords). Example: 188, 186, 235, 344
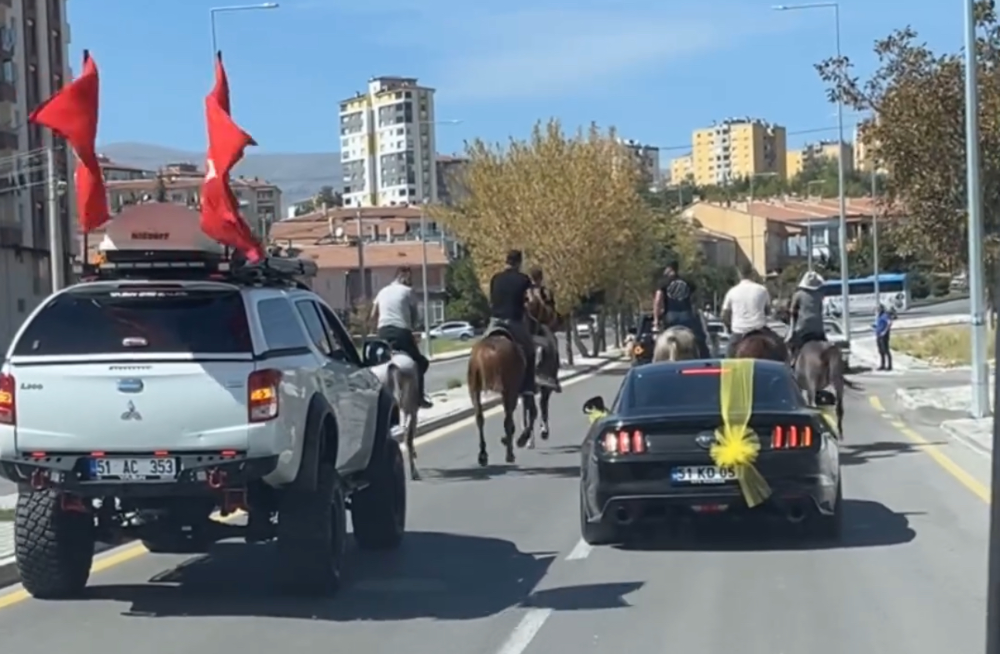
369, 347, 423, 480
652, 326, 701, 361
467, 297, 554, 467
730, 329, 789, 362
793, 340, 859, 438
525, 288, 562, 443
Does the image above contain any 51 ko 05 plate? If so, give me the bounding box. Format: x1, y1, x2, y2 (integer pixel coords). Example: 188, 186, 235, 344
90, 457, 180, 481
671, 465, 737, 485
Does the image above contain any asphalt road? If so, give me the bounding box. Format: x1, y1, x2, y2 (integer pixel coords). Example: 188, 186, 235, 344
0, 361, 987, 653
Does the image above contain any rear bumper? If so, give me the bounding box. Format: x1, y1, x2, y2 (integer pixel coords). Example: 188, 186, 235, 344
0, 452, 279, 498
582, 455, 839, 524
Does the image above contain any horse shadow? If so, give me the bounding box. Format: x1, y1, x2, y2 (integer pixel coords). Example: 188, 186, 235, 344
838, 440, 945, 466
80, 532, 639, 621
421, 463, 580, 482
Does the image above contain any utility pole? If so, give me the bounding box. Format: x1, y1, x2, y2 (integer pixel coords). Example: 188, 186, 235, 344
420, 199, 432, 357
871, 166, 880, 306
355, 207, 366, 301
46, 146, 64, 292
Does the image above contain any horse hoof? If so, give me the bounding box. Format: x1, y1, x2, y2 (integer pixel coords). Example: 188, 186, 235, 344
516, 434, 530, 448
411, 470, 422, 481
478, 452, 488, 467
506, 452, 516, 464
540, 428, 550, 441
527, 439, 536, 450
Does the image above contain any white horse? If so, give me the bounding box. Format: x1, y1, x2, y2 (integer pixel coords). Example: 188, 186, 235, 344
370, 352, 423, 480
652, 326, 701, 362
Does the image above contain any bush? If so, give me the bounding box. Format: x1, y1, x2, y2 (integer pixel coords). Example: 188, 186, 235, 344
930, 276, 951, 297
910, 273, 931, 299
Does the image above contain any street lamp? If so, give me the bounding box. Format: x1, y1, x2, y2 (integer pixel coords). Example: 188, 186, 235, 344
773, 2, 851, 343
210, 3, 279, 55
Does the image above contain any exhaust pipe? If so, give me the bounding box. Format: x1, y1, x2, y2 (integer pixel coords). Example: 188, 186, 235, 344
786, 506, 807, 524
614, 506, 635, 525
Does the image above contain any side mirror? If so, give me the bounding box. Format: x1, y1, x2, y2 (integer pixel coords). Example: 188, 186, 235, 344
582, 395, 607, 415
361, 339, 393, 366
815, 390, 837, 407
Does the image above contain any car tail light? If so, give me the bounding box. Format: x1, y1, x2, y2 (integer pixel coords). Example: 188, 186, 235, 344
248, 369, 282, 423
681, 367, 725, 375
602, 428, 647, 455
0, 373, 13, 425
771, 424, 813, 449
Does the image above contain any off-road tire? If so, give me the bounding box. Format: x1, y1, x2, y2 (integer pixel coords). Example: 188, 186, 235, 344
811, 482, 843, 541
15, 490, 96, 599
352, 439, 406, 550
275, 463, 346, 596
580, 487, 621, 546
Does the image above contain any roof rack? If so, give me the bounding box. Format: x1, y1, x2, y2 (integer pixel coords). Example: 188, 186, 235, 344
73, 249, 318, 290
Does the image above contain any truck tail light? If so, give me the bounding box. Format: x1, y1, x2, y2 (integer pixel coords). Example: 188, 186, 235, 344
602, 429, 646, 455
248, 369, 282, 423
771, 424, 813, 449
0, 373, 13, 425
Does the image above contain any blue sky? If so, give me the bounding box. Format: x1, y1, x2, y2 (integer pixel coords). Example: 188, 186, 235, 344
74, 0, 961, 160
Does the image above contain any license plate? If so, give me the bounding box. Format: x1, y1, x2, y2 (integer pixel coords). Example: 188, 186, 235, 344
90, 457, 179, 480
671, 465, 737, 485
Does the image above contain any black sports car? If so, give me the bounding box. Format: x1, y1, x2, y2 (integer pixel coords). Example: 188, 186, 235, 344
579, 359, 842, 545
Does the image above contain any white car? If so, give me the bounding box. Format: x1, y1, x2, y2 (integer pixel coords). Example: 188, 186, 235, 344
705, 321, 730, 357
428, 320, 476, 341
0, 205, 406, 599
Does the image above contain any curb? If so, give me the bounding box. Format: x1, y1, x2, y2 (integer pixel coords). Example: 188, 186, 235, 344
0, 351, 625, 594
429, 347, 473, 362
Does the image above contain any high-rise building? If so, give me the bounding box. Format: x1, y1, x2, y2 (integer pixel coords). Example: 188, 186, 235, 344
0, 0, 72, 353
786, 140, 854, 178
339, 76, 438, 208
690, 118, 787, 187
670, 154, 693, 185
618, 138, 661, 188
854, 123, 887, 175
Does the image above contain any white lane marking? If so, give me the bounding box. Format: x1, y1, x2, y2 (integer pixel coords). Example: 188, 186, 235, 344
401, 360, 625, 453
496, 608, 553, 654
564, 539, 592, 561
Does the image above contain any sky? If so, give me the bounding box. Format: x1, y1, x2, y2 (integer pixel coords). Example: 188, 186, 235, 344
72, 0, 964, 161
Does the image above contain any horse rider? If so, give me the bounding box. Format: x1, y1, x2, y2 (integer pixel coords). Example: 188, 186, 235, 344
488, 250, 560, 395
370, 266, 433, 408
721, 262, 774, 357
527, 266, 562, 392
785, 269, 827, 363
652, 258, 710, 358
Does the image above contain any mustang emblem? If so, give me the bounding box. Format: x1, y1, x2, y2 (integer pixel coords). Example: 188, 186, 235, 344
120, 401, 142, 421
695, 433, 715, 449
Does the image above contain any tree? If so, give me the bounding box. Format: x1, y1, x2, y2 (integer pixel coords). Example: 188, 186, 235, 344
293, 186, 344, 216
815, 0, 1000, 275
153, 175, 167, 203
431, 119, 656, 319
444, 256, 490, 326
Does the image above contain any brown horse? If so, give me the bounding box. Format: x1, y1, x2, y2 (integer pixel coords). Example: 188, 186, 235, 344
731, 329, 789, 362
467, 295, 557, 467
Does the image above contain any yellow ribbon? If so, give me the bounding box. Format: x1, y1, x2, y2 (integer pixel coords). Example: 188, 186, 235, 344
709, 359, 772, 508
585, 408, 609, 424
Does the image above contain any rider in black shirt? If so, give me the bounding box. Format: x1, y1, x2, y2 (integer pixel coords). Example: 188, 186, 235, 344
488, 250, 539, 395
652, 258, 710, 358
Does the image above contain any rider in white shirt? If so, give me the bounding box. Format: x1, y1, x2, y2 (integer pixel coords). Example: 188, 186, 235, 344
721, 263, 773, 357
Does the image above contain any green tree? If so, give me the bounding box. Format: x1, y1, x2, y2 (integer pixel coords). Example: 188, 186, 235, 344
444, 256, 490, 326
815, 0, 1000, 274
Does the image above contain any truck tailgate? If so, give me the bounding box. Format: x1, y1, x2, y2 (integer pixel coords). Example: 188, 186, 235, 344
11, 361, 254, 453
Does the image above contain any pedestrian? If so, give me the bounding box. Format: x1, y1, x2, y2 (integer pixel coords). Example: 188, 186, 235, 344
874, 304, 893, 371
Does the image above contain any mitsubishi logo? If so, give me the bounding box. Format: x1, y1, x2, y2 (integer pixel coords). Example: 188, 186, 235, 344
120, 401, 142, 421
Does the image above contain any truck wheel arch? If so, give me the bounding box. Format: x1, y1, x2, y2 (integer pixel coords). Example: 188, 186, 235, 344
293, 394, 338, 493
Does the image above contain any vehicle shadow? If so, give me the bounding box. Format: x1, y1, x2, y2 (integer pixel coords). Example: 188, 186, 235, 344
596, 367, 630, 377
615, 499, 918, 552
839, 440, 947, 467
420, 463, 580, 481
83, 532, 641, 620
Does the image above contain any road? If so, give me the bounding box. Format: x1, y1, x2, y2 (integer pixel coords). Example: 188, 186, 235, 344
0, 362, 987, 653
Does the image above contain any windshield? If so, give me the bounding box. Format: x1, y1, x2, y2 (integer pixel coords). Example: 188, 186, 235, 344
13, 288, 252, 356
621, 365, 804, 413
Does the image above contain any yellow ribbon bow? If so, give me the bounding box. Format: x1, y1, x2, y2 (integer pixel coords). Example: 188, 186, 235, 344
709, 359, 772, 508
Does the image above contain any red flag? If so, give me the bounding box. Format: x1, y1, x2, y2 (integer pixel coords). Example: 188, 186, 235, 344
28, 51, 109, 233
200, 53, 263, 262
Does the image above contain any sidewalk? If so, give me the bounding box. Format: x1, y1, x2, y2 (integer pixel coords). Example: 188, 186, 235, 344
0, 347, 625, 568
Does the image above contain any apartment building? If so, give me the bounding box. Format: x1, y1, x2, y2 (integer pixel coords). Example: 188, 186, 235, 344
670, 154, 693, 185
690, 118, 787, 187
786, 140, 854, 178
854, 122, 888, 175
339, 76, 438, 208
104, 162, 282, 240
97, 154, 153, 182
619, 138, 661, 187
0, 0, 72, 354
436, 154, 468, 207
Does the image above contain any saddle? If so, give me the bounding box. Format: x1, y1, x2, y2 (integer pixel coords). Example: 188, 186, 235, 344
484, 323, 516, 342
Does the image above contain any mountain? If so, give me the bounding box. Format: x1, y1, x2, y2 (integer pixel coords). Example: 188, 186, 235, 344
98, 142, 342, 208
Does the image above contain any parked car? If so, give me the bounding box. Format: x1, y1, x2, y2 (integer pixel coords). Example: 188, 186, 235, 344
428, 321, 476, 341
705, 320, 730, 357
